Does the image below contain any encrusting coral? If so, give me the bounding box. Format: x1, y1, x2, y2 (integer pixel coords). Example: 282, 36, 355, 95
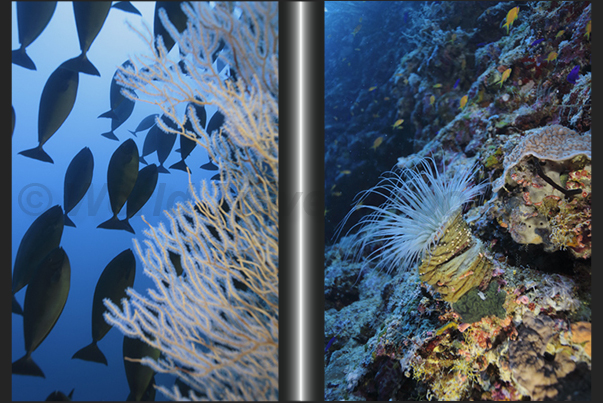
102, 3, 278, 400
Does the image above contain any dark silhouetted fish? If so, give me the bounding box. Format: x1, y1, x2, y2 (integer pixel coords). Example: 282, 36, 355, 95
62, 2, 112, 76
98, 139, 139, 230
12, 205, 64, 315
155, 115, 179, 173
123, 335, 161, 401
12, 2, 57, 70
154, 2, 189, 55
206, 110, 225, 136
168, 251, 184, 276
200, 157, 219, 171
210, 173, 221, 181
170, 103, 205, 172
111, 1, 141, 16
129, 114, 158, 137
140, 124, 161, 165
63, 147, 94, 227
99, 61, 136, 140
121, 164, 159, 233
45, 389, 74, 401
12, 247, 71, 378
19, 61, 79, 163
72, 249, 135, 365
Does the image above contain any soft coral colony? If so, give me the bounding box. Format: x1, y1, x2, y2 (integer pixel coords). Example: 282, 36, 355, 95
325, 2, 590, 401
103, 2, 278, 400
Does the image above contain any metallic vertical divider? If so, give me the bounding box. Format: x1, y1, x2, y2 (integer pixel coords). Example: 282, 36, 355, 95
280, 2, 325, 401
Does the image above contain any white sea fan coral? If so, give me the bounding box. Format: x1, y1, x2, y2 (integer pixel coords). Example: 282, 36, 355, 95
343, 158, 486, 274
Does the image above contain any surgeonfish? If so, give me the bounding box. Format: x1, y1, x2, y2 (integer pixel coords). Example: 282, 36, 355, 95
12, 247, 71, 378
98, 61, 136, 140
12, 205, 64, 315
155, 116, 179, 174
170, 103, 206, 172
19, 61, 79, 163
72, 249, 135, 364
139, 124, 161, 165
121, 164, 159, 233
129, 114, 159, 137
62, 2, 112, 76
63, 147, 94, 227
12, 2, 57, 70
123, 335, 161, 401
97, 139, 139, 230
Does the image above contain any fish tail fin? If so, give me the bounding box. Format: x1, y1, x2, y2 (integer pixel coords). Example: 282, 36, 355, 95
64, 213, 76, 228
97, 215, 124, 230
101, 131, 119, 141
157, 164, 170, 174
12, 354, 45, 378
98, 109, 119, 119
129, 130, 138, 137
12, 48, 37, 70
120, 219, 135, 234
12, 295, 23, 316
169, 160, 188, 172
63, 53, 101, 77
72, 342, 108, 365
139, 155, 148, 165
18, 146, 54, 163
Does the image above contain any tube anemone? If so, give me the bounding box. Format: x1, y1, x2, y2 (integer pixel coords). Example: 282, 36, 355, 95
340, 157, 490, 302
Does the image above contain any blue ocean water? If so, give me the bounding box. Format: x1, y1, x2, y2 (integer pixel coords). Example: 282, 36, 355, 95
12, 2, 219, 400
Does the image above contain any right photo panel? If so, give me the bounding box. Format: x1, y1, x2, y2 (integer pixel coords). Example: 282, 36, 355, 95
324, 2, 591, 401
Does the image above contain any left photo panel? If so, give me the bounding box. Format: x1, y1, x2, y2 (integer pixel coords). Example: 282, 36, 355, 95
12, 2, 278, 400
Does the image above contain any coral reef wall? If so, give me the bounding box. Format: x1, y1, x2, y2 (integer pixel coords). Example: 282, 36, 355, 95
103, 3, 278, 400
325, 2, 590, 401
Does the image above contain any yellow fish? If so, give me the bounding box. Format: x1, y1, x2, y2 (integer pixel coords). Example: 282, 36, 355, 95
392, 119, 404, 129
332, 191, 342, 197
555, 29, 565, 38
502, 6, 519, 34
545, 51, 558, 62
459, 95, 468, 110
383, 97, 390, 101
339, 170, 351, 175
352, 24, 362, 36
498, 68, 512, 87
433, 83, 443, 88
371, 136, 383, 150
430, 95, 436, 105
585, 20, 591, 40
368, 86, 377, 91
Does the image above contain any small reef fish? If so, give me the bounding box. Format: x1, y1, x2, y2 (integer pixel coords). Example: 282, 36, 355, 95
530, 38, 544, 46
433, 83, 443, 88
368, 86, 377, 91
585, 20, 591, 40
502, 6, 519, 34
121, 164, 159, 234
392, 119, 404, 129
99, 60, 136, 140
453, 78, 460, 89
555, 29, 565, 38
498, 68, 512, 87
567, 65, 580, 84
352, 24, 362, 36
545, 51, 558, 62
371, 136, 384, 150
459, 95, 468, 110
429, 95, 436, 106
339, 170, 351, 175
